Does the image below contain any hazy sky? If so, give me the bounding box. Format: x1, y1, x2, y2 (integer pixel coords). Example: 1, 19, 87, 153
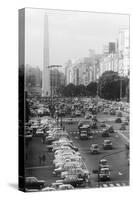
25, 8, 129, 69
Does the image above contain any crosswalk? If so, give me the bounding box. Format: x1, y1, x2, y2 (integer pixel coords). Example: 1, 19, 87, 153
97, 182, 129, 188
68, 130, 102, 135
69, 131, 79, 135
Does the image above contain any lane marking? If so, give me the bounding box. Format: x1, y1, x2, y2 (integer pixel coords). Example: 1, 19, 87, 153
98, 182, 128, 188
118, 172, 123, 176
103, 184, 108, 187
109, 183, 114, 187
115, 183, 121, 187
121, 183, 127, 186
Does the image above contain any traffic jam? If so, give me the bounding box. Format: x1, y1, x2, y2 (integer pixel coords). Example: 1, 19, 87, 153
24, 92, 129, 192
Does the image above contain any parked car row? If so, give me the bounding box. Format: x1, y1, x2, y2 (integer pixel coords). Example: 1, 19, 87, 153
43, 119, 91, 188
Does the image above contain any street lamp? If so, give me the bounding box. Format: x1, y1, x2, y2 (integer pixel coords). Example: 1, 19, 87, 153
118, 51, 124, 101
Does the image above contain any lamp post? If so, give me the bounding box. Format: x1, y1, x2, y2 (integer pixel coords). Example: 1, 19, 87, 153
118, 51, 124, 101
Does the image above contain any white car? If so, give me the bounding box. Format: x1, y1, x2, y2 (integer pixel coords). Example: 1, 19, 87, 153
51, 182, 63, 190
61, 168, 90, 179
41, 187, 56, 191
36, 129, 44, 136
55, 157, 82, 168
59, 184, 74, 190
54, 149, 78, 156
54, 149, 74, 156
54, 161, 83, 174
90, 144, 100, 154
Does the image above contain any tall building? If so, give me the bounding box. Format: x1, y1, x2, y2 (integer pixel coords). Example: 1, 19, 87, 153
25, 65, 42, 87
42, 14, 51, 97
103, 42, 116, 55
65, 54, 101, 86
118, 29, 129, 77
109, 42, 116, 54
49, 68, 65, 96
99, 53, 119, 78
99, 41, 119, 78
99, 30, 129, 78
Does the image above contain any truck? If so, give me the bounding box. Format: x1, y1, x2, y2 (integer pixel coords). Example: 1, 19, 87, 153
98, 167, 111, 181
78, 124, 92, 140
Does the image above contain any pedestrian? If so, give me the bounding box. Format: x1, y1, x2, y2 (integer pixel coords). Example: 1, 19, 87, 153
42, 154, 46, 165
42, 134, 46, 144
39, 154, 42, 165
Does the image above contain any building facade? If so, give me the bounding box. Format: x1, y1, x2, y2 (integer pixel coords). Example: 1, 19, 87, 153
65, 53, 101, 86
118, 29, 129, 77
98, 29, 129, 78
99, 53, 119, 77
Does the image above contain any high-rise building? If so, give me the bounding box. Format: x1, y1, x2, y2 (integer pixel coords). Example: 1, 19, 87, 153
65, 54, 101, 86
118, 29, 129, 77
42, 14, 51, 97
109, 42, 116, 54
103, 42, 116, 55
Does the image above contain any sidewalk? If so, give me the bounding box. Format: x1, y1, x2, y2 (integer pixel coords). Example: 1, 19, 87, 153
25, 137, 54, 168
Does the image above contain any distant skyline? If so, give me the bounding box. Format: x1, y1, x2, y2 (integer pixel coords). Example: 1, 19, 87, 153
25, 8, 129, 69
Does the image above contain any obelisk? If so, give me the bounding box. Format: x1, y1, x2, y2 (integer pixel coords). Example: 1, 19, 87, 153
42, 13, 51, 97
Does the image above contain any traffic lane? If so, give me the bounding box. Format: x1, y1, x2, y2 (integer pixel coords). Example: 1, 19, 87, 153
63, 123, 129, 184
73, 138, 129, 183
105, 152, 129, 182
64, 121, 128, 150
74, 139, 128, 185
97, 113, 129, 137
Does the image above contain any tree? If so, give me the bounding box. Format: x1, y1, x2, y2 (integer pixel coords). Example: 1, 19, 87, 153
58, 85, 65, 96
63, 83, 76, 97
98, 71, 128, 100
86, 82, 97, 97
75, 84, 86, 96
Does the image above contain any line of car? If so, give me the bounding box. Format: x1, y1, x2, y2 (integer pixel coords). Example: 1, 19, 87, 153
45, 120, 91, 188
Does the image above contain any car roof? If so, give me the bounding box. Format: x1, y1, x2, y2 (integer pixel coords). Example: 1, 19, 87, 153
91, 144, 98, 146
104, 139, 111, 142
26, 177, 37, 180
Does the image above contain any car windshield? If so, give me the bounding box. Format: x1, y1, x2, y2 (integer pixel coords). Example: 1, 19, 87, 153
93, 144, 98, 148
27, 177, 37, 182
106, 141, 111, 144
100, 160, 107, 165
81, 131, 87, 134
100, 169, 109, 174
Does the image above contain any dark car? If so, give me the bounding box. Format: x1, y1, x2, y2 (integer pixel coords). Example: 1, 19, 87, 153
125, 143, 129, 150
25, 177, 45, 190
99, 159, 108, 169
120, 123, 126, 130
90, 121, 97, 129
102, 129, 110, 137
103, 140, 113, 150
98, 167, 111, 181
101, 122, 106, 128
90, 144, 100, 154
110, 109, 116, 115
115, 117, 122, 123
